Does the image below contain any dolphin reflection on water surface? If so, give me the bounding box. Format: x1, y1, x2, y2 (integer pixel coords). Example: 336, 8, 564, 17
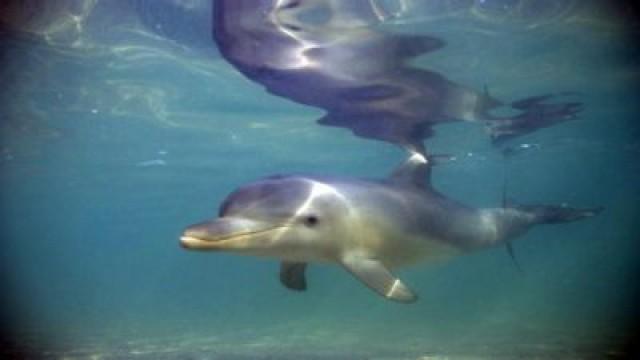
212, 0, 582, 152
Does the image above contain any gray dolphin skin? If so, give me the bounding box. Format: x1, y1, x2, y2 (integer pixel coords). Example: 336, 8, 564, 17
181, 154, 602, 303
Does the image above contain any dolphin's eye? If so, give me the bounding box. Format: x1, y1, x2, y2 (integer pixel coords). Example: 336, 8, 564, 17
281, 0, 300, 9
304, 215, 319, 227
283, 24, 302, 32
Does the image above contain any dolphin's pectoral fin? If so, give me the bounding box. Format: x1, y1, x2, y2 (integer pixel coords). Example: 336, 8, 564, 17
279, 262, 307, 291
341, 256, 417, 303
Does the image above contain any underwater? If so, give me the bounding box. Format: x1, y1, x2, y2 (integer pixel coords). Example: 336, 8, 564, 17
1, 0, 639, 359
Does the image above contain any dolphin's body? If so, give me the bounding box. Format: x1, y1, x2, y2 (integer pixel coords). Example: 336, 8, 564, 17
181, 155, 601, 303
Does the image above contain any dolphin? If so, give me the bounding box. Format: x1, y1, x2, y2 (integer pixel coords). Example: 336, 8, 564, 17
180, 153, 601, 303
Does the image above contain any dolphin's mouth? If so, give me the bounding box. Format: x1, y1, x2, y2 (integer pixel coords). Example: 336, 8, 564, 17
180, 219, 289, 250
180, 227, 285, 243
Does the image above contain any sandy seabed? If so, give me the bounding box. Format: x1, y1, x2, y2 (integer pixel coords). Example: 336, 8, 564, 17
1, 327, 633, 360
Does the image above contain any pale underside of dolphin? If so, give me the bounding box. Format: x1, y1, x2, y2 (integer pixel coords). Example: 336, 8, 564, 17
212, 0, 582, 153
181, 154, 602, 303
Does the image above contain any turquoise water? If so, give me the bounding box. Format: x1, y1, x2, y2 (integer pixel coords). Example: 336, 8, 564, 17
1, 1, 639, 358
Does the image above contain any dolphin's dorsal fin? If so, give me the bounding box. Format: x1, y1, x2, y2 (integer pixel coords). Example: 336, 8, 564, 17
390, 151, 455, 188
341, 255, 417, 303
390, 151, 429, 188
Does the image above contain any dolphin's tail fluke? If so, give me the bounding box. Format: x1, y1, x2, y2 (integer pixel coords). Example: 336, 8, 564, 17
519, 204, 604, 225
486, 93, 583, 144
494, 204, 601, 272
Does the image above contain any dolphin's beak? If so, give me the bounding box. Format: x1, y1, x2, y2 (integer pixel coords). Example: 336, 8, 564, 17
180, 217, 286, 251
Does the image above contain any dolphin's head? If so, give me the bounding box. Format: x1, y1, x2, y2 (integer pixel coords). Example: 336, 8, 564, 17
180, 176, 352, 261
